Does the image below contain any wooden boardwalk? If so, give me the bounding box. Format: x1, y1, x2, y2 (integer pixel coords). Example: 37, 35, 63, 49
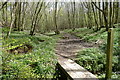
57, 56, 99, 80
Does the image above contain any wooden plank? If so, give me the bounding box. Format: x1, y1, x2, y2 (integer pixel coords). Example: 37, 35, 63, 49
57, 58, 78, 80
58, 58, 99, 80
105, 28, 114, 79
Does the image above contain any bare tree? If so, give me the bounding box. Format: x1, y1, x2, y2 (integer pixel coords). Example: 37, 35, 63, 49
7, 3, 18, 38
0, 0, 8, 10
30, 1, 44, 35
83, 2, 93, 29
91, 2, 99, 31
92, 2, 109, 31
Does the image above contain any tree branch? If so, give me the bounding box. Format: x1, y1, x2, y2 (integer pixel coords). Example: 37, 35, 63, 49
91, 2, 104, 13
0, 0, 9, 10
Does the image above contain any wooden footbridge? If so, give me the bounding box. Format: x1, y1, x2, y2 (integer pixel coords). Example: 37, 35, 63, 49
55, 33, 99, 80
57, 56, 99, 80
55, 28, 114, 80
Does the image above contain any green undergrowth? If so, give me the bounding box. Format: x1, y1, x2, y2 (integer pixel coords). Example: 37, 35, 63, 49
2, 31, 60, 79
75, 48, 119, 79
67, 28, 120, 79
66, 28, 107, 42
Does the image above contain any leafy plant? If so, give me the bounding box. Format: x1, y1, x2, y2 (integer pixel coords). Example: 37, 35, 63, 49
76, 48, 106, 74
76, 47, 119, 78
2, 32, 59, 78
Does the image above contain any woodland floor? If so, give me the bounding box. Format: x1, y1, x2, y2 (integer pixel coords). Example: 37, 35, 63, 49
55, 32, 98, 60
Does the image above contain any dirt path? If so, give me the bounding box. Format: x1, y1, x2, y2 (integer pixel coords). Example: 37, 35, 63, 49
55, 33, 97, 60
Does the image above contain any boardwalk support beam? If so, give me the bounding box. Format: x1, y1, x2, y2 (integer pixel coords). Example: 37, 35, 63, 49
105, 28, 114, 79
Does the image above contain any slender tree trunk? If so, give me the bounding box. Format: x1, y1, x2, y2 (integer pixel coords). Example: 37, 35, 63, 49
71, 1, 76, 31
83, 2, 92, 29
98, 2, 102, 30
114, 2, 119, 24
67, 10, 71, 28
2, 2, 5, 24
10, 3, 12, 25
100, 2, 109, 31
30, 1, 43, 35
54, 0, 60, 34
109, 2, 112, 28
14, 2, 18, 29
30, 2, 40, 35
21, 2, 26, 31
92, 2, 109, 31
7, 13, 15, 38
7, 3, 17, 38
18, 2, 21, 31
81, 3, 87, 27
104, 2, 108, 31
66, 3, 71, 29
5, 3, 7, 24
91, 3, 99, 31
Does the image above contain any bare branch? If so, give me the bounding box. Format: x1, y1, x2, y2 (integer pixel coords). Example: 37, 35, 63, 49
91, 2, 104, 12
0, 0, 9, 10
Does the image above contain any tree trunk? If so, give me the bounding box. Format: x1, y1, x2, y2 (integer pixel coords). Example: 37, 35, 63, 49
21, 2, 26, 31
104, 2, 108, 31
91, 3, 99, 31
10, 3, 12, 25
66, 3, 71, 29
98, 2, 102, 30
7, 3, 17, 38
30, 2, 40, 35
18, 2, 21, 31
5, 3, 7, 25
71, 1, 76, 31
30, 1, 43, 36
54, 0, 60, 34
114, 2, 119, 24
2, 2, 5, 24
109, 2, 112, 28
14, 2, 18, 29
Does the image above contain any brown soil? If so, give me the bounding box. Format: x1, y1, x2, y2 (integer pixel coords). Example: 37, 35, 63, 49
8, 44, 33, 54
55, 33, 97, 60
